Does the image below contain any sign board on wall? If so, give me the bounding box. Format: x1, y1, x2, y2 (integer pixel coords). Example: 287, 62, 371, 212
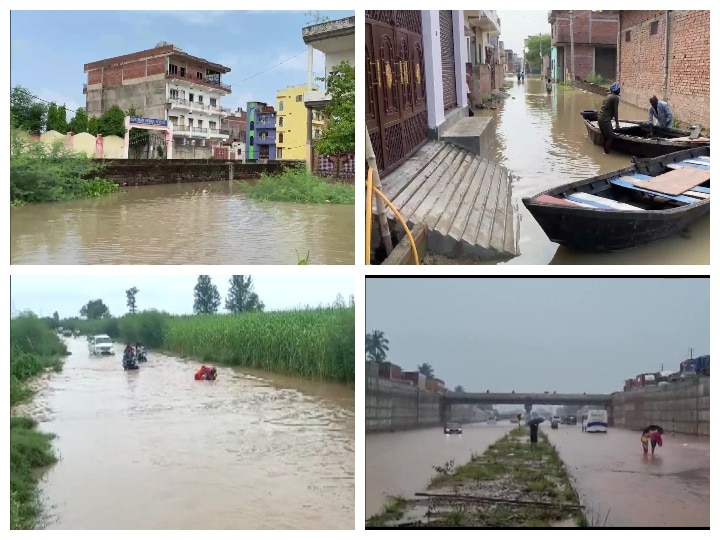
130, 116, 168, 127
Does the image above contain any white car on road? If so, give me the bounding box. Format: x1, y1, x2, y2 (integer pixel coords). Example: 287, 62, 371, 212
88, 334, 115, 356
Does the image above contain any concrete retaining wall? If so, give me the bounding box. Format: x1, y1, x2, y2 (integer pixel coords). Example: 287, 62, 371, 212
89, 159, 303, 186
612, 377, 709, 435
366, 376, 441, 432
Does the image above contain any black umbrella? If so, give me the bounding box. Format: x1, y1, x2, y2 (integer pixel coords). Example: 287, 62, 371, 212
643, 424, 664, 434
527, 418, 545, 426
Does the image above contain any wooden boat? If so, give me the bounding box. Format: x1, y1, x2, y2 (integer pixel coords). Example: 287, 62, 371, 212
522, 147, 710, 252
581, 111, 710, 158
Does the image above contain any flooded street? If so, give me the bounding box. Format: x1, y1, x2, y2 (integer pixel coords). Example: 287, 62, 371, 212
30, 338, 354, 530
544, 424, 709, 527
365, 422, 514, 518
10, 182, 354, 265
482, 76, 709, 265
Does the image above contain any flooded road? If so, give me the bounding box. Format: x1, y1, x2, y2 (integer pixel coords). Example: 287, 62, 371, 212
30, 337, 354, 529
10, 182, 354, 265
365, 422, 514, 519
544, 424, 709, 527
482, 76, 709, 265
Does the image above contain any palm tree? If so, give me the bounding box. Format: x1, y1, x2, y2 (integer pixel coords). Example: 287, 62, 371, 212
365, 329, 389, 363
417, 362, 435, 379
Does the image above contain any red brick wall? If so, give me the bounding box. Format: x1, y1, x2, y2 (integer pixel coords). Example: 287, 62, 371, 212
618, 10, 709, 128
551, 10, 619, 46
573, 45, 595, 81
147, 57, 166, 76
88, 69, 102, 85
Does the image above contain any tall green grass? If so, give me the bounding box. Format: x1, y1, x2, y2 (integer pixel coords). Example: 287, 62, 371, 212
239, 166, 354, 205
10, 313, 66, 529
163, 307, 354, 383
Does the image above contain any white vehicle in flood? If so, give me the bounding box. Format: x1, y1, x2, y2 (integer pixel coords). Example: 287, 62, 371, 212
88, 334, 115, 356
585, 409, 608, 433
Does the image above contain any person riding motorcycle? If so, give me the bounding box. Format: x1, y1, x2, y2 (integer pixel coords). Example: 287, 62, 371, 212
135, 342, 147, 362
122, 344, 138, 370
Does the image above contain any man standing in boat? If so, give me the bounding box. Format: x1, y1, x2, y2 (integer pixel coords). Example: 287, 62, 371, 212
598, 82, 622, 154
648, 95, 674, 129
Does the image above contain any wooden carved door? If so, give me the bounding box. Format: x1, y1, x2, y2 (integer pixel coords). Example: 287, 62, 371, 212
366, 10, 428, 177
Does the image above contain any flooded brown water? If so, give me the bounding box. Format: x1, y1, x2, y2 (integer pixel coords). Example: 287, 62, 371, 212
481, 76, 709, 265
29, 337, 354, 529
544, 423, 709, 527
365, 422, 514, 519
10, 182, 354, 265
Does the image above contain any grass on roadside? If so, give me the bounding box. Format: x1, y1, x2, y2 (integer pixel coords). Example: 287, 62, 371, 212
366, 496, 409, 527
238, 166, 354, 205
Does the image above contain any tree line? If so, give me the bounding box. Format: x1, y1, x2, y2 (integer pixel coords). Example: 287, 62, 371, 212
365, 328, 464, 392
10, 85, 148, 147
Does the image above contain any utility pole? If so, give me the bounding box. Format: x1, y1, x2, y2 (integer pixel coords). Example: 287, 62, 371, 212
569, 10, 575, 86
539, 33, 542, 77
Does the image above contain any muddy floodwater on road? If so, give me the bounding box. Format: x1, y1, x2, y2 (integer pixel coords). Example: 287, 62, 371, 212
365, 422, 514, 519
10, 182, 354, 265
481, 77, 709, 265
30, 338, 354, 529
544, 424, 709, 527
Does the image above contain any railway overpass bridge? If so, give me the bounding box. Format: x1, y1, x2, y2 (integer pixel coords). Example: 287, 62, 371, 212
442, 391, 613, 423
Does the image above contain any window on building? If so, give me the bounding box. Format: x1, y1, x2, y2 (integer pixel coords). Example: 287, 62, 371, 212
197, 95, 204, 104
249, 136, 254, 145
197, 120, 203, 129
209, 121, 217, 130
197, 72, 203, 80
260, 116, 267, 125
180, 67, 186, 77
279, 101, 284, 111
250, 121, 254, 130
277, 148, 283, 159
278, 133, 283, 143
650, 21, 658, 35
296, 95, 303, 102
279, 117, 284, 127
260, 131, 267, 140
625, 30, 631, 42
189, 93, 194, 103
170, 89, 179, 99
169, 64, 178, 75
210, 98, 217, 107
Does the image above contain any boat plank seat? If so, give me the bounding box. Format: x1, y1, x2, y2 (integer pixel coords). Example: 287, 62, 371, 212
566, 192, 642, 211
667, 162, 710, 171
535, 194, 592, 208
630, 167, 709, 195
684, 191, 710, 200
612, 178, 697, 204
695, 156, 710, 162
628, 173, 710, 195
683, 159, 711, 166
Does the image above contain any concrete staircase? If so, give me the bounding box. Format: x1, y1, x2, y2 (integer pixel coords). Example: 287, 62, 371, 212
377, 140, 518, 261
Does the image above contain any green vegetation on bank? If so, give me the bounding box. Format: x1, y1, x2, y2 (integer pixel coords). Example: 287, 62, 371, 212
10, 314, 68, 530
10, 128, 119, 204
368, 426, 585, 528
57, 307, 354, 383
239, 166, 354, 205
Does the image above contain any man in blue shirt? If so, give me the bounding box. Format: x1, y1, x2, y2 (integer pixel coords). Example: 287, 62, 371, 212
648, 95, 673, 128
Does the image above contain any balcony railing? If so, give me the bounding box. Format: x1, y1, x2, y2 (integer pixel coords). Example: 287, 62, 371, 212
165, 70, 231, 92
173, 125, 228, 138
167, 98, 230, 114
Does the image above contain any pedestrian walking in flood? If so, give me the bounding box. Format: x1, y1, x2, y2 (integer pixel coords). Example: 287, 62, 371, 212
641, 425, 664, 455
546, 78, 553, 95
648, 95, 674, 128
527, 417, 543, 449
598, 82, 621, 154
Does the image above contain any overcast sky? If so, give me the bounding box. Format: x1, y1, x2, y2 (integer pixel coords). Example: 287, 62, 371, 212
11, 275, 355, 318
366, 278, 709, 394
497, 10, 550, 55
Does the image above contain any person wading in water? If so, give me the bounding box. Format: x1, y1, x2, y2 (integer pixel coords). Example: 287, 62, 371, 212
599, 82, 622, 154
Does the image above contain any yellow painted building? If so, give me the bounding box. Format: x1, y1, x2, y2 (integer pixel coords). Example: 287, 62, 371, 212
275, 84, 325, 160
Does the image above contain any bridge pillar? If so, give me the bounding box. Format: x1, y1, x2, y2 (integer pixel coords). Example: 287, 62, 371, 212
524, 403, 532, 423
441, 401, 451, 424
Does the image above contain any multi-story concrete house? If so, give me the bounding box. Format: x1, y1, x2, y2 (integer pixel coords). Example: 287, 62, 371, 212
245, 101, 276, 162
84, 42, 231, 155
617, 10, 709, 129
464, 10, 503, 99
276, 84, 325, 161
302, 15, 355, 178
548, 10, 619, 83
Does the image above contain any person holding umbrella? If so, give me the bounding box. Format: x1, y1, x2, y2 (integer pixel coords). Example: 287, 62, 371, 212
641, 425, 664, 455
527, 417, 544, 449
